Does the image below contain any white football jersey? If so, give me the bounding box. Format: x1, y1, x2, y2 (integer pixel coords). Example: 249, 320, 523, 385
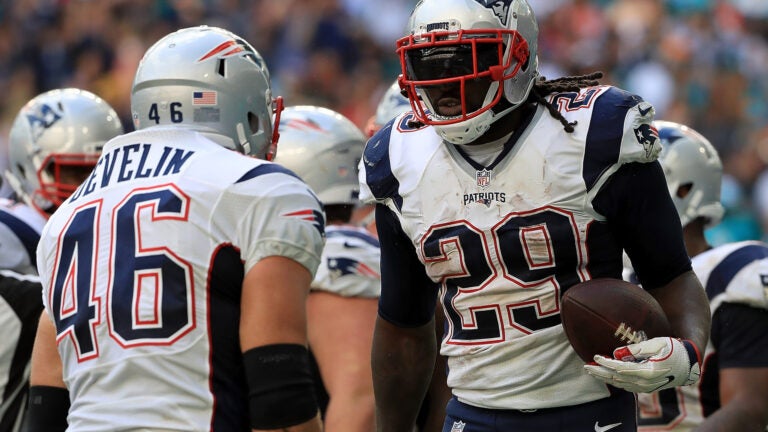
0, 270, 42, 432
313, 225, 380, 298
0, 198, 46, 274
360, 86, 663, 410
36, 126, 325, 431
638, 240, 768, 431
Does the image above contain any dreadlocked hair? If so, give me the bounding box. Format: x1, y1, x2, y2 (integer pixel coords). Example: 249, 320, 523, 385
529, 71, 604, 133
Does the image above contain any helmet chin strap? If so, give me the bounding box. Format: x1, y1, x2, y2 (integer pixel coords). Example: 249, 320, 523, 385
236, 123, 251, 155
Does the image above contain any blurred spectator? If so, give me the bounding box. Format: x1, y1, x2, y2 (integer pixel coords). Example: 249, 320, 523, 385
705, 173, 762, 246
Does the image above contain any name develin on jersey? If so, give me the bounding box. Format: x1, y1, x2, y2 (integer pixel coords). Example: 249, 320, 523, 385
69, 143, 195, 202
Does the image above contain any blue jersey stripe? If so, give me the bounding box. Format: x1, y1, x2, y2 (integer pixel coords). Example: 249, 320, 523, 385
583, 88, 643, 192
705, 244, 768, 300
0, 209, 41, 268
235, 164, 301, 184
326, 229, 380, 248
234, 163, 323, 212
363, 122, 403, 211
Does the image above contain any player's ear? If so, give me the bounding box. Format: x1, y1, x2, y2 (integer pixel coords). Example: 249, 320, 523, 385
676, 183, 693, 199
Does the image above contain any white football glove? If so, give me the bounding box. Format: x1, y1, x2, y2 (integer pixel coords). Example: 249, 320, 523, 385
584, 337, 701, 393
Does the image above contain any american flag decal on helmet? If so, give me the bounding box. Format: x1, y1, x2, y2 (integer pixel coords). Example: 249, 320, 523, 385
282, 209, 325, 234
193, 91, 217, 105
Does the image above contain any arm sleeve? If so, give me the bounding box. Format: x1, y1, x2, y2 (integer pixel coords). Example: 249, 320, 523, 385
0, 271, 43, 327
592, 161, 692, 289
376, 204, 439, 327
218, 170, 326, 277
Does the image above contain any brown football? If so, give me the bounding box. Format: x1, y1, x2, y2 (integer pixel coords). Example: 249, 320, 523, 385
561, 278, 672, 363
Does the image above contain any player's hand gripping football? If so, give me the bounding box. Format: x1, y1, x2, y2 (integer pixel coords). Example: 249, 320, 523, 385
584, 337, 701, 393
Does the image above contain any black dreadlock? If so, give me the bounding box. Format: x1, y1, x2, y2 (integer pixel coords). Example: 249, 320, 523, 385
405, 71, 604, 133
529, 71, 604, 133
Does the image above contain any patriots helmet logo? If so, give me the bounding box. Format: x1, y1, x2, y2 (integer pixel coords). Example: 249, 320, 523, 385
26, 103, 62, 143
283, 118, 327, 133
328, 257, 380, 280
198, 38, 266, 72
656, 125, 684, 146
475, 0, 514, 26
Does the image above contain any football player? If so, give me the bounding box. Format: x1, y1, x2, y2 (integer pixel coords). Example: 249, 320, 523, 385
0, 88, 121, 432
0, 198, 46, 276
273, 105, 380, 432
0, 270, 42, 432
359, 1, 711, 431
0, 198, 44, 432
5, 88, 124, 218
25, 26, 325, 432
635, 121, 768, 431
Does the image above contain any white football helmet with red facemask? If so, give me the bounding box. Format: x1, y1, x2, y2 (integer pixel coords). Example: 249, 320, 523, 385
397, 0, 539, 144
6, 88, 124, 216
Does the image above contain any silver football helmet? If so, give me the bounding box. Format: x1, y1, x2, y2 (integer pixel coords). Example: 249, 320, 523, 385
6, 88, 124, 215
365, 79, 413, 137
131, 26, 283, 160
655, 120, 724, 228
273, 106, 364, 206
375, 80, 412, 127
397, 0, 539, 144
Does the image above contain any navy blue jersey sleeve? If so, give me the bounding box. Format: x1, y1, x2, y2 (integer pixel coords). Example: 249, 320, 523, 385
0, 272, 43, 328
361, 122, 405, 210
592, 161, 692, 289
712, 302, 768, 368
376, 204, 439, 327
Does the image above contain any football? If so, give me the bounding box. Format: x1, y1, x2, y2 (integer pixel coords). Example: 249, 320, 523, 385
561, 278, 672, 363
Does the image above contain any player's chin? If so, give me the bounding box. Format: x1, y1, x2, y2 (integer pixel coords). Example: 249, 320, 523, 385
436, 105, 462, 117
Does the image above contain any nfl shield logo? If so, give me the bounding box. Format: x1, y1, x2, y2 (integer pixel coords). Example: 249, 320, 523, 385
451, 420, 466, 432
476, 169, 491, 189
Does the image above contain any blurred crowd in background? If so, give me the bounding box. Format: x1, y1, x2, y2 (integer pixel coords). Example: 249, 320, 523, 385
0, 0, 767, 244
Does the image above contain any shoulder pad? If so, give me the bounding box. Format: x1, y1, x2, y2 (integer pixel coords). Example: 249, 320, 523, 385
580, 86, 660, 191
360, 121, 401, 204
702, 242, 768, 310
235, 161, 303, 184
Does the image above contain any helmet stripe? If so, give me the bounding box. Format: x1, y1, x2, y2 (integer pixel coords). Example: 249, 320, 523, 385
198, 40, 241, 62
